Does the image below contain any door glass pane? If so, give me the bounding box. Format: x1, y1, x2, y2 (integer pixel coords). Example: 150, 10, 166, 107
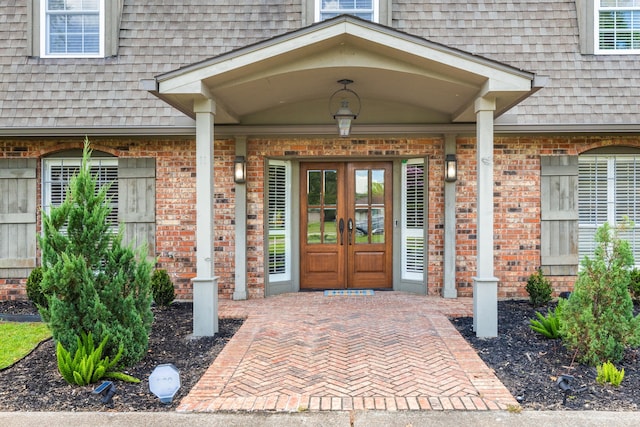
307, 208, 321, 244
371, 207, 385, 243
371, 169, 385, 204
324, 170, 337, 205
324, 208, 337, 242
355, 170, 368, 204
354, 208, 369, 243
307, 170, 321, 205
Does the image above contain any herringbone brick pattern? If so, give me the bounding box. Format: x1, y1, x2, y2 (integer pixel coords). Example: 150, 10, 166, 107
177, 293, 517, 412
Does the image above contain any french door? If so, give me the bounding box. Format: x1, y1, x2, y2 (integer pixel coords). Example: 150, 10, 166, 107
300, 161, 392, 289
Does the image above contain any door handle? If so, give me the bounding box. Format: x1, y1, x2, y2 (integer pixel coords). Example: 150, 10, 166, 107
347, 218, 353, 245
339, 218, 345, 245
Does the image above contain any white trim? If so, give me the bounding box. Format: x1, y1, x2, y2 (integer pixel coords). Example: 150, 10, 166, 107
315, 0, 379, 23
40, 0, 105, 58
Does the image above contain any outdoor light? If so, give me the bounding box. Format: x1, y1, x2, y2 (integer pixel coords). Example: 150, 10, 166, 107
444, 154, 457, 182
149, 363, 181, 404
329, 79, 361, 137
234, 156, 246, 183
557, 374, 574, 405
92, 381, 116, 405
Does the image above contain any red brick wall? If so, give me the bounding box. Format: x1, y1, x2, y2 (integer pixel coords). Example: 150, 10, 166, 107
2, 134, 640, 301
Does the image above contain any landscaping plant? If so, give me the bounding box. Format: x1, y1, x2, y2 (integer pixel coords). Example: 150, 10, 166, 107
56, 331, 139, 386
559, 222, 640, 366
629, 268, 640, 304
529, 304, 562, 339
525, 268, 553, 307
25, 266, 47, 309
38, 139, 153, 368
596, 361, 625, 387
151, 269, 175, 307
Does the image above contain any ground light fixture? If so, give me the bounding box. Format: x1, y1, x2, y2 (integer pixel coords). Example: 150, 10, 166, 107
92, 380, 116, 405
556, 374, 574, 405
149, 363, 181, 404
329, 79, 361, 137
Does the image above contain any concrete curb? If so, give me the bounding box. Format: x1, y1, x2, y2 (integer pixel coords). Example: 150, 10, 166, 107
1, 411, 638, 427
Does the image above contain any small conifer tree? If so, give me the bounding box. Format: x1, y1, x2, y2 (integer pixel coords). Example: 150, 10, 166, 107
38, 139, 153, 367
559, 222, 640, 365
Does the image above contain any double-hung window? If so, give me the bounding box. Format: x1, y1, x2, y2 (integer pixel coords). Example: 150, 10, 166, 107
578, 154, 640, 266
317, 0, 378, 22
596, 0, 640, 53
41, 0, 105, 57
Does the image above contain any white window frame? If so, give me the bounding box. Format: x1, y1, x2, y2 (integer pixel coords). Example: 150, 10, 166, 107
578, 154, 640, 266
315, 0, 379, 23
40, 0, 105, 58
42, 157, 118, 229
594, 0, 640, 54
267, 160, 292, 283
401, 159, 425, 282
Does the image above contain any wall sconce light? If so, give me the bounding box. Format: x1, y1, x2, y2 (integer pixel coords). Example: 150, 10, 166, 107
330, 79, 361, 137
234, 156, 246, 184
445, 154, 457, 182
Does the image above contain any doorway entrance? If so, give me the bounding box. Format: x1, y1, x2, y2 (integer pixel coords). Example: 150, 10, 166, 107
300, 161, 393, 289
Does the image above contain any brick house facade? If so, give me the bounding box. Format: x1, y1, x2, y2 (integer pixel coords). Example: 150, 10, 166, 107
2, 2, 640, 336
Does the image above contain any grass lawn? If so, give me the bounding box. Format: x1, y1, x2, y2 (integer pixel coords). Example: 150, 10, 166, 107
0, 321, 51, 369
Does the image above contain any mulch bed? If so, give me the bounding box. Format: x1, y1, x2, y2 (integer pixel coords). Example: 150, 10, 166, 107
1, 299, 639, 411
0, 301, 242, 412
452, 300, 640, 411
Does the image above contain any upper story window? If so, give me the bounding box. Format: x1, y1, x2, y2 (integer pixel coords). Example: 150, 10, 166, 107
596, 0, 640, 53
40, 0, 105, 58
316, 0, 379, 22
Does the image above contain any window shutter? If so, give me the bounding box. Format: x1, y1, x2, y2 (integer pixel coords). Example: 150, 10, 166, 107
0, 159, 37, 278
118, 158, 155, 256
540, 155, 579, 275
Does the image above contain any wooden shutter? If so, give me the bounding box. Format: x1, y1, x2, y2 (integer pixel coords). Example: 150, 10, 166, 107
540, 155, 579, 275
118, 158, 155, 257
401, 160, 426, 281
0, 159, 37, 278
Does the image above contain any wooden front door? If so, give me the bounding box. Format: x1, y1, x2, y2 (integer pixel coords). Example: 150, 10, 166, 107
300, 161, 392, 289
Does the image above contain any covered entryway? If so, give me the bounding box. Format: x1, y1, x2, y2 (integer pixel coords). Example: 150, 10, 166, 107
300, 161, 392, 290
146, 15, 543, 337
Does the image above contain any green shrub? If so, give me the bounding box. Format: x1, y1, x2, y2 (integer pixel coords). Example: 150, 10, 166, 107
151, 269, 175, 307
596, 361, 625, 387
629, 268, 640, 304
38, 139, 153, 368
559, 222, 640, 366
56, 331, 139, 386
25, 266, 47, 308
525, 268, 553, 307
529, 303, 562, 339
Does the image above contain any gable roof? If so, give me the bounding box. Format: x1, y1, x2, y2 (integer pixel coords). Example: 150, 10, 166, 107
148, 15, 538, 131
0, 1, 639, 135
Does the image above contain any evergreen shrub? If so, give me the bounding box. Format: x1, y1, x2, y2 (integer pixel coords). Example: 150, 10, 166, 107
38, 139, 153, 368
25, 266, 47, 308
151, 269, 175, 307
525, 268, 553, 307
559, 222, 640, 366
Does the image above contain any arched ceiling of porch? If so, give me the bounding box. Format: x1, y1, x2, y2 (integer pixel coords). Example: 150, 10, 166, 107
148, 16, 541, 131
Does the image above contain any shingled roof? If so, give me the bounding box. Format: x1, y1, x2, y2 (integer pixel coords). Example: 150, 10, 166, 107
1, 1, 638, 134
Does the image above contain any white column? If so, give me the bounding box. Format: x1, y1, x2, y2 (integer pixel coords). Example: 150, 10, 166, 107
192, 98, 218, 336
473, 97, 498, 338
443, 134, 457, 298
233, 137, 248, 300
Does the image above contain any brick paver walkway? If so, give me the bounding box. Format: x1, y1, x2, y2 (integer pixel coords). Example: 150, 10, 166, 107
177, 292, 518, 412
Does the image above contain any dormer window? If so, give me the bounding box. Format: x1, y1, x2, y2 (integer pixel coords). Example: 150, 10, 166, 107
317, 0, 378, 22
596, 0, 640, 53
40, 0, 105, 57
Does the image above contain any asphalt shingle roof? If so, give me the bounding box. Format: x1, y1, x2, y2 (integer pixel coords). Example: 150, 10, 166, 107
1, 0, 639, 130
